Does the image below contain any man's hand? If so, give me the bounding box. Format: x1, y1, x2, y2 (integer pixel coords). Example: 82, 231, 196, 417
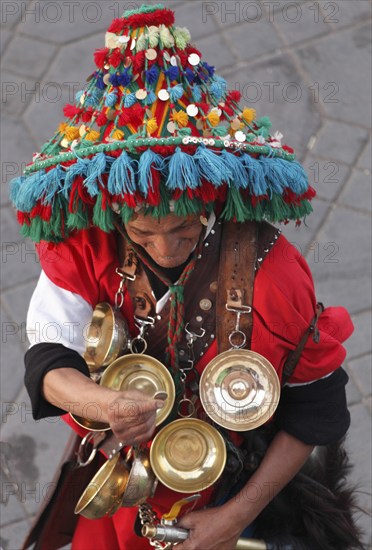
106, 390, 164, 445
176, 507, 243, 550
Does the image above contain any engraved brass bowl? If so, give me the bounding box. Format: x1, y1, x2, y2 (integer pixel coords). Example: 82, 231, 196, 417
74, 454, 130, 519
199, 349, 280, 431
121, 447, 158, 507
100, 354, 175, 427
150, 418, 226, 493
84, 302, 129, 373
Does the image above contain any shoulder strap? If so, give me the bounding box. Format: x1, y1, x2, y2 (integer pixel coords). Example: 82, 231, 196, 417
216, 221, 280, 354
216, 221, 258, 353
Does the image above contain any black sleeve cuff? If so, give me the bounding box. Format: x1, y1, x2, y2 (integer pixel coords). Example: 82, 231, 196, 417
24, 342, 90, 420
276, 368, 350, 446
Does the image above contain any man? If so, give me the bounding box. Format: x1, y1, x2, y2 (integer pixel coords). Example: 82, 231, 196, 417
10, 4, 362, 549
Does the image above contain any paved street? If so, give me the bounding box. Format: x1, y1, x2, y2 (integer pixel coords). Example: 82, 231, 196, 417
1, 1, 371, 548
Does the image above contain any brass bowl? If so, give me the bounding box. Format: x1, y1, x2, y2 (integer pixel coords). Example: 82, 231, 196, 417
69, 413, 110, 432
74, 454, 130, 519
100, 354, 175, 426
84, 302, 129, 372
150, 418, 226, 493
199, 349, 280, 431
121, 447, 158, 507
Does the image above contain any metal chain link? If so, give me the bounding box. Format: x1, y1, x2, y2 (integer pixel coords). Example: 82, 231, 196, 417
138, 503, 172, 549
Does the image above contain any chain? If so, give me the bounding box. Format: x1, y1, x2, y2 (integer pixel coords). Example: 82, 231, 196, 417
138, 503, 172, 550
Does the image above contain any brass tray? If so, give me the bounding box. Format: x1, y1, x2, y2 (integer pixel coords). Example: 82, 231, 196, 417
150, 418, 226, 493
199, 349, 280, 431
100, 354, 175, 426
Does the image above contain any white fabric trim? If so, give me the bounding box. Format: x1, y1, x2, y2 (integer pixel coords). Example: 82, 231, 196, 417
284, 371, 333, 387
26, 271, 93, 356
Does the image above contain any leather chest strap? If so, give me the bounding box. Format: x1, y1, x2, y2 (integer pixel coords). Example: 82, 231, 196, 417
216, 221, 258, 353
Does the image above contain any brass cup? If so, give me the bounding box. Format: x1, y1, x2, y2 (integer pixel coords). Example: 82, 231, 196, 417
75, 454, 129, 519
150, 418, 226, 493
121, 447, 158, 507
100, 354, 176, 427
84, 302, 129, 373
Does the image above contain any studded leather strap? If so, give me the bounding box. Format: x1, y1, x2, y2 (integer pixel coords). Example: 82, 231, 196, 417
216, 221, 258, 353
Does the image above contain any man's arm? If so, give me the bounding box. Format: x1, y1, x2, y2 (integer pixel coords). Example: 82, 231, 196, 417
43, 368, 164, 445
177, 430, 313, 550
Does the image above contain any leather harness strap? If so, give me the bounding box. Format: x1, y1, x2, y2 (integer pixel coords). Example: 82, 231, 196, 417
216, 221, 259, 353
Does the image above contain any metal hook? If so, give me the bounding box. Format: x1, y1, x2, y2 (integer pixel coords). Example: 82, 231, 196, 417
184, 323, 206, 344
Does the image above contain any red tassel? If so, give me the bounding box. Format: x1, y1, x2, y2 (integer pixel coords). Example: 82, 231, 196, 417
17, 211, 30, 225
185, 45, 202, 60
94, 48, 109, 68
96, 112, 108, 127
123, 193, 138, 208
108, 48, 123, 68
197, 102, 210, 115
227, 90, 241, 103
221, 105, 234, 117
283, 187, 316, 205
146, 168, 161, 206
196, 179, 218, 203
81, 107, 94, 123
118, 104, 144, 126
107, 18, 124, 33
63, 104, 83, 119
132, 51, 146, 72
108, 8, 175, 31
177, 50, 188, 66
172, 189, 183, 200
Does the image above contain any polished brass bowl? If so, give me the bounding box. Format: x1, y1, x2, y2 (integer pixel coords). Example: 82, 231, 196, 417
74, 454, 130, 519
150, 418, 226, 493
199, 349, 280, 431
84, 302, 129, 372
69, 413, 110, 432
100, 354, 175, 426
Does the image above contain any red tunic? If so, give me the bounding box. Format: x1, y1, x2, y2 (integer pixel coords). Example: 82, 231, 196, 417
35, 226, 353, 550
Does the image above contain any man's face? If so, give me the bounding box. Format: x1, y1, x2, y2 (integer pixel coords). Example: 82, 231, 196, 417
125, 213, 203, 268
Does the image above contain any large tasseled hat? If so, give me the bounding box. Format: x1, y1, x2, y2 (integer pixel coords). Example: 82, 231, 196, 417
10, 3, 315, 243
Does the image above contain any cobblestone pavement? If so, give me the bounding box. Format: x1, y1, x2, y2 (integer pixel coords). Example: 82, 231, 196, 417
1, 1, 371, 548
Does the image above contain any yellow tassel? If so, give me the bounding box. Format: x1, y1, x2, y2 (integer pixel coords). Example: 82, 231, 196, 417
147, 117, 159, 135
242, 108, 256, 124
58, 122, 67, 134
64, 126, 80, 141
85, 130, 100, 141
206, 112, 220, 127
111, 129, 124, 140
171, 110, 189, 128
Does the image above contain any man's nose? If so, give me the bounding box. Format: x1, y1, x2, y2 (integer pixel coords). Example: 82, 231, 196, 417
153, 235, 178, 256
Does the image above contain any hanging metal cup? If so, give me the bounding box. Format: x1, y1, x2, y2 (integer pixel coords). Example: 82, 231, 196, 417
84, 302, 130, 373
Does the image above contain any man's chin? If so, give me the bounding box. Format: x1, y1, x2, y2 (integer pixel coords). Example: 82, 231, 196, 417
153, 256, 187, 269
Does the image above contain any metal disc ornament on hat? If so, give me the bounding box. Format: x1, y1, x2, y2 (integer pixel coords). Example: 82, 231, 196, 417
100, 354, 175, 426
186, 104, 199, 117
158, 89, 170, 101
136, 89, 147, 100
167, 121, 176, 133
188, 53, 200, 66
145, 48, 157, 61
234, 131, 246, 143
150, 418, 226, 493
199, 349, 280, 431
